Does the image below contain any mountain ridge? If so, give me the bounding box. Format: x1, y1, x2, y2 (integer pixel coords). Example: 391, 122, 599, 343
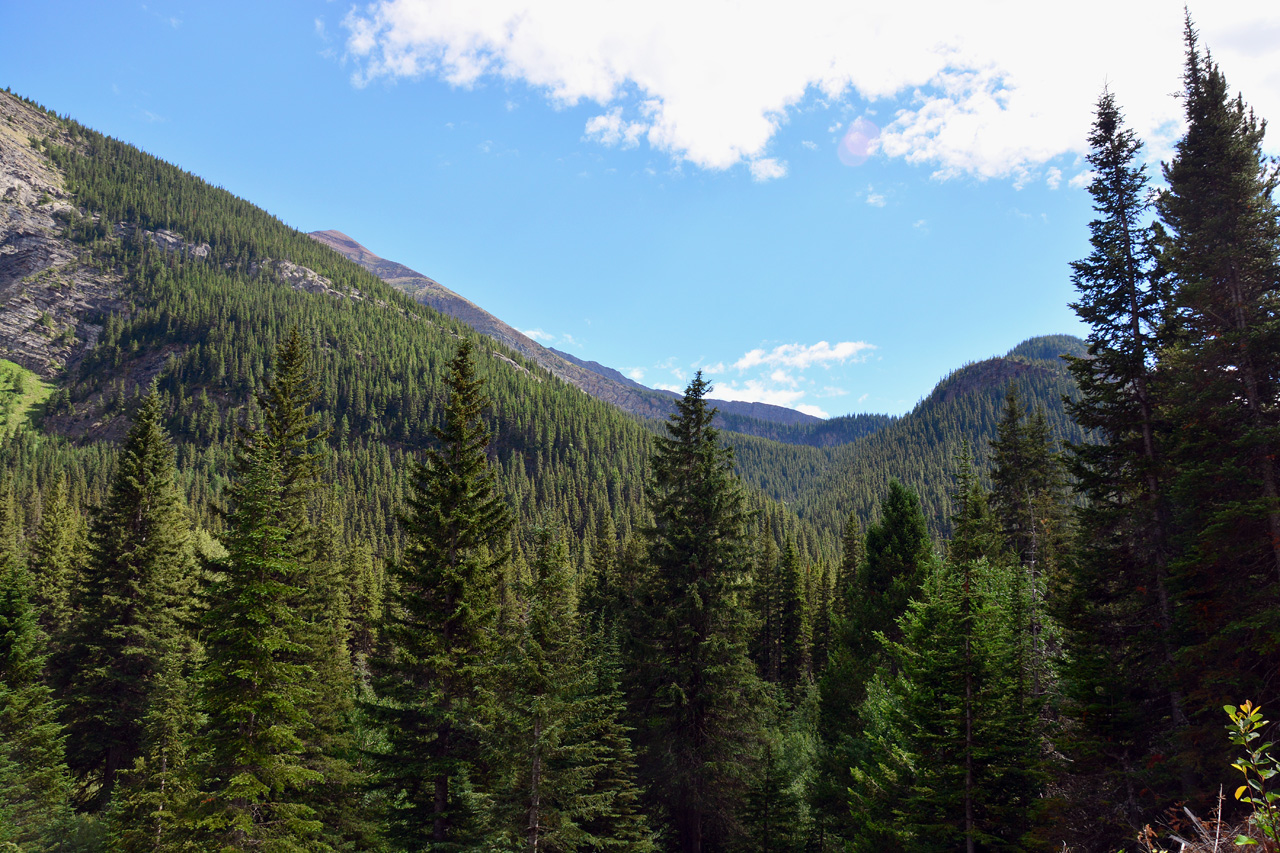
308, 229, 830, 434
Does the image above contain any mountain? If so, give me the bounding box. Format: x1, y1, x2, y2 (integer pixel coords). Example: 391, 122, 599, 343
0, 87, 1085, 558
307, 229, 831, 436
726, 334, 1088, 534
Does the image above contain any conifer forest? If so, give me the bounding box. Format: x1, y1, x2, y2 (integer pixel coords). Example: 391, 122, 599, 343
3, 19, 1280, 853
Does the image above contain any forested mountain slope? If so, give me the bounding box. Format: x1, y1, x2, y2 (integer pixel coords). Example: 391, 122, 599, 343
309, 228, 844, 439
0, 89, 844, 568
0, 87, 1085, 560
728, 334, 1087, 535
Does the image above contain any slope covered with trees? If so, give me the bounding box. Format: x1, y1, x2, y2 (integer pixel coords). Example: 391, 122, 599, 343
1, 16, 1274, 850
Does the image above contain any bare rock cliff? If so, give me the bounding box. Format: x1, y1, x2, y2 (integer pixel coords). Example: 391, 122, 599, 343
0, 92, 122, 376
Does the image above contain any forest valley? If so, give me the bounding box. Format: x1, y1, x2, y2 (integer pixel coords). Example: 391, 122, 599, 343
1, 18, 1279, 853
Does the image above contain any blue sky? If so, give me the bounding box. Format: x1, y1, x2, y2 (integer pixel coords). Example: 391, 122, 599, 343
3, 2, 1277, 416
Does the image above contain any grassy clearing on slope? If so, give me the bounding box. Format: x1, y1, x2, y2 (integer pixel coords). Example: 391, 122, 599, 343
0, 359, 53, 433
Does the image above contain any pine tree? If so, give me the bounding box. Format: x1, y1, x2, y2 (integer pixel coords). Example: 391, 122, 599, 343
0, 556, 71, 848
864, 556, 1041, 852
246, 329, 370, 849
775, 540, 807, 692
818, 482, 931, 852
989, 390, 1067, 697
193, 441, 326, 852
1154, 16, 1280, 785
27, 477, 81, 637
483, 527, 654, 853
625, 372, 766, 853
369, 339, 512, 851
57, 391, 195, 811
1054, 88, 1190, 841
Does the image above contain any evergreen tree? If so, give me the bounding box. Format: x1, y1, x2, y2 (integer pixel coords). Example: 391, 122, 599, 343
1054, 88, 1189, 841
823, 481, 931, 852
989, 389, 1067, 697
774, 541, 807, 692
369, 339, 512, 851
57, 392, 195, 811
193, 441, 326, 852
483, 527, 654, 853
626, 372, 766, 853
861, 556, 1041, 852
111, 648, 200, 853
0, 556, 71, 849
1155, 16, 1280, 784
27, 477, 81, 637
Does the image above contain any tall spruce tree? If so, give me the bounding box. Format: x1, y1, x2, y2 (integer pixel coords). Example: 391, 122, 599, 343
626, 372, 766, 853
860, 555, 1041, 852
989, 389, 1067, 697
370, 339, 512, 851
27, 477, 81, 637
1154, 17, 1280, 784
193, 441, 326, 852
483, 527, 654, 853
57, 391, 195, 811
0, 556, 71, 848
825, 481, 931, 852
1055, 88, 1190, 840
244, 329, 371, 848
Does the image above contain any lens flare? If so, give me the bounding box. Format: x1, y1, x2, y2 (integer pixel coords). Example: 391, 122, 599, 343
838, 117, 880, 167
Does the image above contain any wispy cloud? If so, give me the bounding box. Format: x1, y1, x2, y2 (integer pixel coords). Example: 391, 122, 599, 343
748, 158, 787, 182
734, 340, 875, 371
341, 1, 1279, 180
521, 328, 555, 342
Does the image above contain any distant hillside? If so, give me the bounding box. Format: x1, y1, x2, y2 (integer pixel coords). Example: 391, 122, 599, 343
726, 334, 1087, 536
308, 230, 831, 436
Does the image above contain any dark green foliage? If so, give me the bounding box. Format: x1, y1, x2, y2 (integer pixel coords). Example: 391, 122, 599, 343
858, 556, 1041, 851
988, 389, 1067, 698
194, 441, 326, 852
813, 482, 931, 850
57, 392, 195, 811
1154, 17, 1280, 786
0, 557, 71, 848
27, 477, 82, 637
483, 527, 654, 852
626, 373, 767, 852
369, 340, 512, 851
111, 649, 199, 853
1052, 89, 1188, 844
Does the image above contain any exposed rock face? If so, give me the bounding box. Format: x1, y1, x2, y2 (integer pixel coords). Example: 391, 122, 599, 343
0, 92, 123, 376
308, 229, 824, 429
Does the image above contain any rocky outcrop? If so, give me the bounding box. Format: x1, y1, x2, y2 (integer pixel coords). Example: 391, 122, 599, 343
0, 92, 123, 377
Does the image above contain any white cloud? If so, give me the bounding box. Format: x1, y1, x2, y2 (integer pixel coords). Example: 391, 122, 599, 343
1069, 170, 1094, 189
1045, 166, 1062, 190
865, 190, 886, 207
624, 367, 645, 381
796, 403, 829, 418
342, 1, 1279, 180
801, 139, 818, 150
734, 340, 875, 370
584, 106, 646, 148
769, 369, 797, 385
522, 328, 555, 342
819, 386, 849, 397
709, 379, 807, 409
749, 158, 787, 181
